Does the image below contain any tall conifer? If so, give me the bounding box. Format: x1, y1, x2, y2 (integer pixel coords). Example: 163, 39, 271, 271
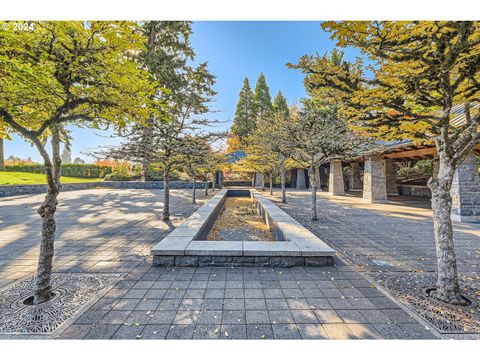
232, 77, 255, 141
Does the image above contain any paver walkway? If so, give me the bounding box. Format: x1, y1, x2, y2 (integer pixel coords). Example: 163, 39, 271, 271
2, 187, 474, 339
0, 188, 211, 288
268, 190, 480, 278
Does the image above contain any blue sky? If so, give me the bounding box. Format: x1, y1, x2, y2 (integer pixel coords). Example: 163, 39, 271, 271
5, 21, 363, 163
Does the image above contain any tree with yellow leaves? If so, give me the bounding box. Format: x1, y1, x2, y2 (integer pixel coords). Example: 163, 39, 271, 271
290, 21, 480, 305
0, 21, 154, 304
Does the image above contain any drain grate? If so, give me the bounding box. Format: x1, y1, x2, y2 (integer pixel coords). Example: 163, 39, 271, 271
0, 273, 119, 335
385, 272, 480, 334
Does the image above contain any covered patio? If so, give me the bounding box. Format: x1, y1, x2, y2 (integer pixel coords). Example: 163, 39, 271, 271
287, 142, 480, 223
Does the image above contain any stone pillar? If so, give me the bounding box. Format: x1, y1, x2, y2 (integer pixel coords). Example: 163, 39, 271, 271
328, 159, 345, 196
450, 152, 480, 222
349, 162, 362, 191
363, 155, 387, 203
319, 165, 328, 191
215, 170, 223, 188
385, 159, 398, 195
289, 169, 297, 188
254, 172, 264, 188
296, 168, 307, 189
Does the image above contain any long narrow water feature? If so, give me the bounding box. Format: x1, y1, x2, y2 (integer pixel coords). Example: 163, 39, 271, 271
152, 188, 335, 267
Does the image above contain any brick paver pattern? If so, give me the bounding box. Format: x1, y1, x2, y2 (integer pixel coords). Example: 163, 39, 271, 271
2, 188, 478, 339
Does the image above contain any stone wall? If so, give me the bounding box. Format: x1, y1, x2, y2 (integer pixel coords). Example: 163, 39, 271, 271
222, 181, 251, 187
385, 159, 398, 195
349, 162, 362, 191
450, 152, 480, 221
0, 181, 212, 198
397, 184, 431, 198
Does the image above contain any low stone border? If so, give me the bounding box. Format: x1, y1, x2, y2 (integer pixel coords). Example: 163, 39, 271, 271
0, 181, 212, 197
151, 189, 335, 267
398, 184, 431, 198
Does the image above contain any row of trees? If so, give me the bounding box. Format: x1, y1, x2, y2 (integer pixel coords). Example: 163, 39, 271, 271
234, 52, 369, 219
232, 22, 480, 306
0, 21, 224, 304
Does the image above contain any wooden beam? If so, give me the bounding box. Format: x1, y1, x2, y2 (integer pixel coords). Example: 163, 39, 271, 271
383, 147, 437, 159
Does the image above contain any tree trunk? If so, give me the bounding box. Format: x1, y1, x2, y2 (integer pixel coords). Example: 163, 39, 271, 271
162, 169, 170, 221
192, 175, 196, 204
427, 154, 463, 304
33, 126, 61, 304
308, 165, 318, 221
280, 161, 287, 203
34, 188, 59, 304
140, 162, 148, 181
269, 175, 273, 195
205, 177, 208, 196
0, 137, 4, 171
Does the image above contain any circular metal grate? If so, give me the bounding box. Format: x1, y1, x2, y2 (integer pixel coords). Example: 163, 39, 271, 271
0, 273, 118, 335
385, 272, 480, 334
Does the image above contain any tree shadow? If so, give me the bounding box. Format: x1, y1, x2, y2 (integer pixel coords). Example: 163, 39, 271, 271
0, 188, 212, 283
263, 189, 480, 276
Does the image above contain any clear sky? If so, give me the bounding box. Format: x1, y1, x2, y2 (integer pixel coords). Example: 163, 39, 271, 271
5, 21, 363, 163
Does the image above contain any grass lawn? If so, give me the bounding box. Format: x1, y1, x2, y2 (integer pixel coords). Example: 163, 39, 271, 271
0, 172, 103, 185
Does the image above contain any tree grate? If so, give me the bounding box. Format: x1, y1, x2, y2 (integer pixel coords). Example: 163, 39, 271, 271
0, 273, 118, 335
384, 272, 480, 334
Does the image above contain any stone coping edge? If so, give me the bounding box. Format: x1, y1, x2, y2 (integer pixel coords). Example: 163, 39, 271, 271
151, 189, 335, 264
250, 190, 335, 257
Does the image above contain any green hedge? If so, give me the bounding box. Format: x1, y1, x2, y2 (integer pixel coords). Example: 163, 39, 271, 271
5, 164, 113, 178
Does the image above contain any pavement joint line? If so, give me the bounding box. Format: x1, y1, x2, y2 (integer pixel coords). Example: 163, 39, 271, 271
300, 217, 443, 339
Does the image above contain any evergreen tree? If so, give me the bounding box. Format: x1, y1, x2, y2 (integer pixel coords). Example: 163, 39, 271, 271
232, 77, 255, 141
253, 73, 273, 120
273, 91, 290, 119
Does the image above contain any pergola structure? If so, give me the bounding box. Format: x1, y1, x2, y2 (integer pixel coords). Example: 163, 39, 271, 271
287, 141, 480, 223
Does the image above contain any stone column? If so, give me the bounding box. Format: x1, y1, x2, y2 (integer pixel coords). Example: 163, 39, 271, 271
349, 162, 362, 191
450, 152, 480, 222
319, 165, 328, 191
363, 155, 387, 203
254, 172, 264, 188
385, 159, 398, 195
214, 170, 223, 188
328, 159, 345, 196
289, 169, 297, 188
296, 168, 307, 189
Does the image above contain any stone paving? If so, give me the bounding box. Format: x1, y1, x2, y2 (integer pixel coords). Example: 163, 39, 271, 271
59, 265, 434, 340
2, 187, 477, 339
0, 188, 211, 289
268, 190, 480, 278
